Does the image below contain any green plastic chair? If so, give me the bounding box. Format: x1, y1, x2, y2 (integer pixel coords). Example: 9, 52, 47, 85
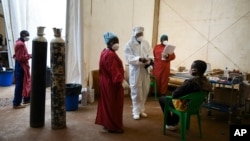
163, 91, 208, 141
150, 75, 157, 100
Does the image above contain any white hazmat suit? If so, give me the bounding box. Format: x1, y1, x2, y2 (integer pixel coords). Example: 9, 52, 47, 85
124, 27, 153, 119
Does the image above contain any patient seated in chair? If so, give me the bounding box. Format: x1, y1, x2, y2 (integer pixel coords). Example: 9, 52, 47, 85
159, 60, 211, 131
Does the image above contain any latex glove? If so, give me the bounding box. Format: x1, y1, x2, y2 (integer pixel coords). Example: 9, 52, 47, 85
139, 58, 147, 63
122, 80, 129, 89
144, 58, 152, 66
161, 53, 168, 60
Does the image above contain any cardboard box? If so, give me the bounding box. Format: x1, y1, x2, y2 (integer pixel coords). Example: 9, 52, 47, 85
212, 87, 239, 105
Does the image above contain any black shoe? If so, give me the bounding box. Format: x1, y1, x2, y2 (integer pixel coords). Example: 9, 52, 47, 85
13, 105, 26, 109
23, 101, 31, 105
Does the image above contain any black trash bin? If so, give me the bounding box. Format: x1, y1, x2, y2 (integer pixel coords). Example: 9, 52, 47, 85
65, 83, 82, 111
46, 67, 52, 88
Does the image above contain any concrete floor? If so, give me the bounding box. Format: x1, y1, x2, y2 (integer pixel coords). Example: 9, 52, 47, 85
0, 85, 249, 141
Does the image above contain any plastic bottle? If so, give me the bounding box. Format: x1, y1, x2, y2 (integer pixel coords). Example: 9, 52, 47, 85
224, 67, 229, 78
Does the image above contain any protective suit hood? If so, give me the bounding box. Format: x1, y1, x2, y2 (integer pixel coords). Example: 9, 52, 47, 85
133, 26, 144, 36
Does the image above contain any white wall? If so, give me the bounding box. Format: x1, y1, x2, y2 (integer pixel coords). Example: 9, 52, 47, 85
158, 0, 250, 73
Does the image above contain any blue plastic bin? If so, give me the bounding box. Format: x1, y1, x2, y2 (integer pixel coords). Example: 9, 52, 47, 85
0, 69, 14, 86
65, 83, 82, 111
65, 95, 79, 111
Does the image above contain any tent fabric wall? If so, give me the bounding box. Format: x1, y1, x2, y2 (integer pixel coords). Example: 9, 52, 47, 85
2, 0, 67, 68
158, 0, 250, 72
3, 0, 250, 87
83, 0, 250, 78
1, 0, 28, 68
65, 0, 84, 84
83, 0, 155, 87
2, 0, 84, 85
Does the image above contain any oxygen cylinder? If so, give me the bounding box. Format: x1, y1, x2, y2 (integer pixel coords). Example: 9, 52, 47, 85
50, 28, 66, 129
30, 26, 48, 127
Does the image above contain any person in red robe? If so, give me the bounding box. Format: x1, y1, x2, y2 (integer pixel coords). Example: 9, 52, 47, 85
152, 34, 176, 96
95, 32, 126, 134
13, 30, 32, 109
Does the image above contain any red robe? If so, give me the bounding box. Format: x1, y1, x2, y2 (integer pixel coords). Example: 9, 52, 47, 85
13, 40, 31, 97
95, 48, 124, 131
152, 44, 175, 95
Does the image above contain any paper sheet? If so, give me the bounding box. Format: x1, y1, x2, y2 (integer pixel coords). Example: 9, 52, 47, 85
162, 45, 176, 54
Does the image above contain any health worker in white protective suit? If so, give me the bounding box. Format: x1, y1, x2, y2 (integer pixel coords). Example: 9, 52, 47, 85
124, 26, 153, 120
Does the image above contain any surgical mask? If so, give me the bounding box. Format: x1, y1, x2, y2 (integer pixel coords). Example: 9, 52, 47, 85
136, 36, 143, 42
24, 36, 30, 41
112, 43, 119, 51
163, 41, 168, 46
189, 68, 198, 76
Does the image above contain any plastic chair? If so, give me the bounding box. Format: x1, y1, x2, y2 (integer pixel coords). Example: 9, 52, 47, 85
150, 75, 157, 100
163, 91, 208, 141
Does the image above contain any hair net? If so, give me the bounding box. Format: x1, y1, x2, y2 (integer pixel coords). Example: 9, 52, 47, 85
20, 30, 30, 37
103, 32, 117, 44
160, 34, 168, 42
191, 60, 207, 75
133, 26, 144, 36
